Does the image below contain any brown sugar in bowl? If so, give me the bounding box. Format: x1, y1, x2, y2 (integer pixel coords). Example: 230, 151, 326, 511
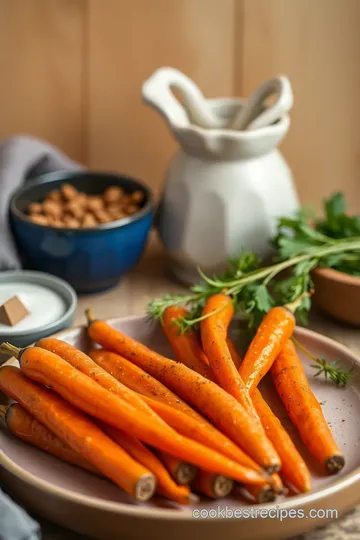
312, 267, 360, 326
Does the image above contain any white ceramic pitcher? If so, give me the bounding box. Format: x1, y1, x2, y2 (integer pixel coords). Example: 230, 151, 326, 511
142, 68, 299, 285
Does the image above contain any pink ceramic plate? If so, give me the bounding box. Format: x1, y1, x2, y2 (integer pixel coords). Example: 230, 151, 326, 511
1, 316, 360, 540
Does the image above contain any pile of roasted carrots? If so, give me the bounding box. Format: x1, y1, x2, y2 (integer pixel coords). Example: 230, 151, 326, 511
0, 293, 344, 505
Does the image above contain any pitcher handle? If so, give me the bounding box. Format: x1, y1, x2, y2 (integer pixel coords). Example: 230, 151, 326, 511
142, 67, 222, 129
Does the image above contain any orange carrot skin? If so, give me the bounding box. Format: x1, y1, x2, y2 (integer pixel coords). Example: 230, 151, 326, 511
88, 320, 280, 472
0, 366, 155, 499
239, 307, 295, 391
101, 424, 191, 504
228, 336, 311, 493
142, 395, 264, 473
89, 350, 266, 476
36, 337, 164, 424
192, 471, 234, 499
163, 306, 214, 379
18, 348, 265, 484
226, 337, 242, 369
272, 340, 344, 474
89, 349, 201, 421
200, 294, 261, 420
252, 389, 311, 492
5, 403, 98, 474
156, 451, 197, 485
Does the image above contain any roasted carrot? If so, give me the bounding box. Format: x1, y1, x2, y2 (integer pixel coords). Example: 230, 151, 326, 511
228, 336, 311, 493
192, 472, 234, 499
0, 366, 156, 500
36, 337, 163, 423
89, 348, 201, 420
163, 306, 214, 378
156, 451, 197, 485
226, 337, 242, 369
200, 294, 259, 420
0, 344, 266, 485
86, 312, 280, 472
272, 340, 344, 474
0, 403, 98, 475
89, 349, 268, 476
101, 424, 193, 504
239, 306, 295, 392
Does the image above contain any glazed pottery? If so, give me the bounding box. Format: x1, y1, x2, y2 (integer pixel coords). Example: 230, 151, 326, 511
142, 68, 299, 284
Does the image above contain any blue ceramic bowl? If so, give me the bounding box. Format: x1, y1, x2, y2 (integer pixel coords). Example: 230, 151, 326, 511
10, 171, 154, 293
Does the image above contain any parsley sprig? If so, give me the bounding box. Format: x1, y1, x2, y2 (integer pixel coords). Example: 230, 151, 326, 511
148, 193, 360, 384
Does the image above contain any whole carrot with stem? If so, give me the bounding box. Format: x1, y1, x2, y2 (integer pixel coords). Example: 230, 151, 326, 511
165, 326, 280, 502
228, 336, 311, 494
272, 339, 344, 474
0, 344, 266, 485
156, 451, 197, 485
200, 294, 259, 421
0, 366, 156, 501
89, 350, 267, 474
239, 306, 295, 392
163, 306, 214, 379
100, 424, 194, 504
0, 403, 98, 475
85, 311, 280, 473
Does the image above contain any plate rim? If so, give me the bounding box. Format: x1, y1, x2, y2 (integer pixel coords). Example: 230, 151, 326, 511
1, 317, 360, 520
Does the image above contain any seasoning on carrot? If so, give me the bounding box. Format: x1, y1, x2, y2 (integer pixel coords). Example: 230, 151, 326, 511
239, 306, 295, 392
192, 472, 234, 499
89, 349, 269, 478
156, 451, 197, 485
0, 344, 267, 485
162, 306, 214, 379
85, 310, 280, 473
0, 366, 156, 501
200, 294, 259, 420
36, 337, 167, 425
228, 336, 311, 493
100, 424, 194, 504
272, 339, 344, 474
0, 403, 98, 475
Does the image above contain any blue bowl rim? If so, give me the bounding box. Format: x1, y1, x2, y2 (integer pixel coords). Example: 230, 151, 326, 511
10, 171, 155, 234
0, 270, 77, 339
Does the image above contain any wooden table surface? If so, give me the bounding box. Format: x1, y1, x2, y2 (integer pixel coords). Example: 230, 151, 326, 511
5, 236, 360, 540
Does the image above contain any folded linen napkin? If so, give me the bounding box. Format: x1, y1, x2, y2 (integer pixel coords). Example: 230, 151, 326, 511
0, 135, 82, 271
0, 488, 40, 540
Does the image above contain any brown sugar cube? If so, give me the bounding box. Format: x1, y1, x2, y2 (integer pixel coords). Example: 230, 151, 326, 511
131, 190, 144, 204
103, 186, 124, 204
82, 213, 98, 228
30, 214, 49, 226
42, 200, 62, 219
65, 200, 85, 220
0, 296, 29, 326
121, 195, 131, 206
28, 202, 42, 214
126, 204, 139, 215
87, 196, 104, 211
47, 190, 62, 202
61, 183, 79, 201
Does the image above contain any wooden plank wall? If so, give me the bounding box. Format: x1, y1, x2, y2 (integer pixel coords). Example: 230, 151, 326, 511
0, 0, 359, 209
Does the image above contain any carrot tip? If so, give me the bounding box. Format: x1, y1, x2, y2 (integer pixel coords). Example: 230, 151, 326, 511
0, 342, 21, 358
188, 493, 200, 504
211, 476, 234, 498
85, 308, 96, 325
176, 463, 197, 485
0, 404, 9, 423
135, 473, 156, 501
325, 455, 345, 474
264, 464, 281, 475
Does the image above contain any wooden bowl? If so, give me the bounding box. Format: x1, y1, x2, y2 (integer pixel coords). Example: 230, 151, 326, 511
312, 268, 360, 326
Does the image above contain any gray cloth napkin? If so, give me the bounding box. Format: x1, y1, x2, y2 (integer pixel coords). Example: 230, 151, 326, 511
0, 135, 82, 271
0, 488, 40, 540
